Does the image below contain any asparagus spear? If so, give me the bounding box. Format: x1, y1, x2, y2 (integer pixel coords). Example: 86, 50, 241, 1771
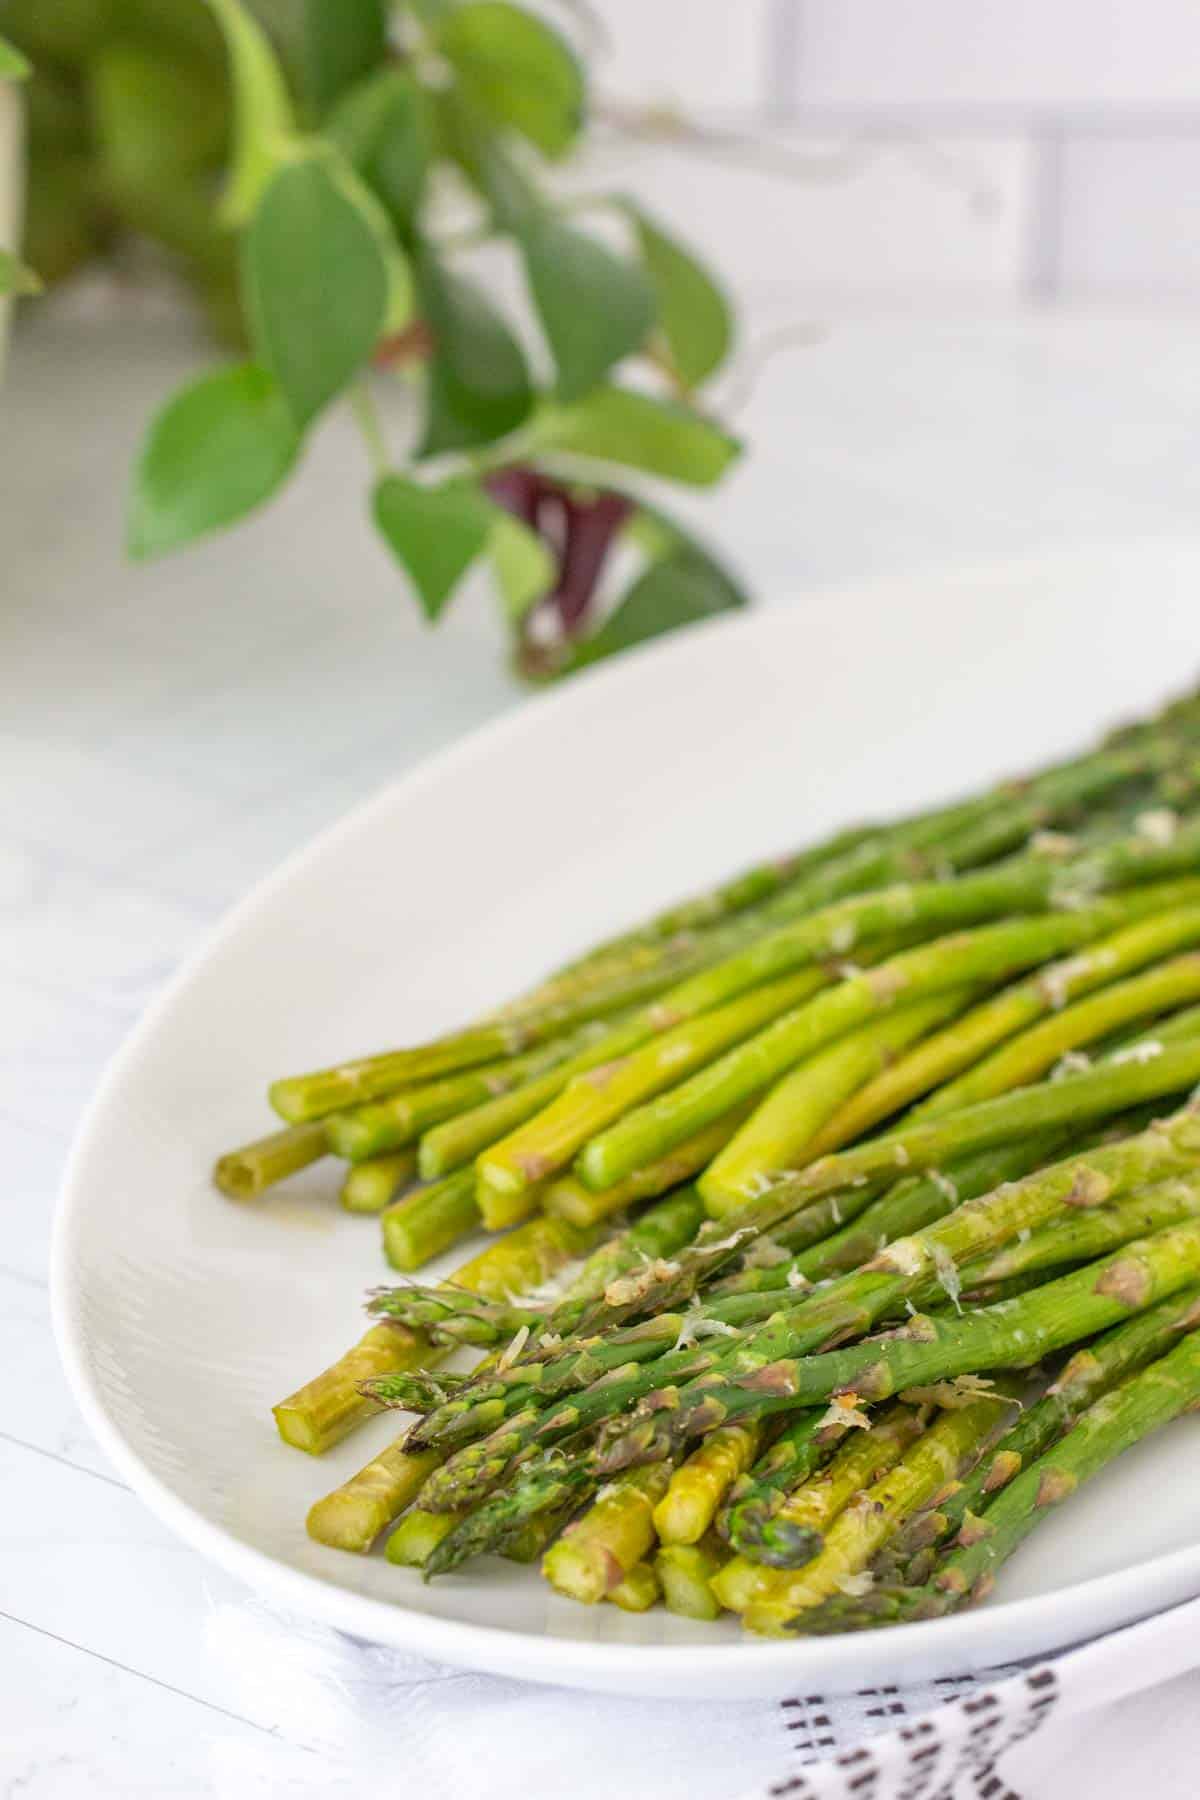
306, 1439, 441, 1552
878, 1281, 1200, 1583
795, 1325, 1200, 1632
478, 965, 836, 1200
740, 1393, 1023, 1634
340, 1149, 417, 1215
607, 1560, 662, 1611
386, 1506, 463, 1568
581, 884, 1200, 1199
652, 1422, 762, 1545
380, 1168, 483, 1272
540, 1103, 754, 1228
213, 1121, 329, 1199
655, 1539, 725, 1620
696, 989, 980, 1214
716, 1410, 847, 1557
916, 954, 1200, 1123
327, 1021, 617, 1160
808, 905, 1200, 1155
541, 1464, 672, 1604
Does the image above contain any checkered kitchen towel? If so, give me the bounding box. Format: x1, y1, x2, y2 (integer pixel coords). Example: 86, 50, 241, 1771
202, 1590, 1200, 1798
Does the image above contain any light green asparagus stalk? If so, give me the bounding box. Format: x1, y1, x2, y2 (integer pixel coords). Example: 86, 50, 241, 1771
380, 1167, 483, 1271
607, 1560, 663, 1612
740, 1393, 1023, 1634
541, 1463, 673, 1603
285, 1209, 595, 1462
877, 1280, 1200, 1584
306, 1440, 441, 1552
478, 965, 835, 1202
340, 1149, 418, 1214
213, 1121, 329, 1199
327, 1021, 618, 1161
386, 1506, 463, 1567
652, 1422, 762, 1545
808, 904, 1200, 1154
795, 1324, 1200, 1632
582, 883, 1200, 1200
960, 1175, 1200, 1290
916, 951, 1200, 1120
655, 1539, 725, 1620
698, 988, 981, 1214
541, 1103, 755, 1228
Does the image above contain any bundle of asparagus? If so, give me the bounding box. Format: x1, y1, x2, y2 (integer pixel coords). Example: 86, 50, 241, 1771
215, 683, 1200, 1636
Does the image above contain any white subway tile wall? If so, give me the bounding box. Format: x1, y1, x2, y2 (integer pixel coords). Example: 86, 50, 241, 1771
581, 0, 1200, 303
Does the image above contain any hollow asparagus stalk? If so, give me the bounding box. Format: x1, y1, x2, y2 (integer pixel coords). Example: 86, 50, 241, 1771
340, 1149, 418, 1215
878, 1280, 1200, 1583
581, 884, 1200, 1198
541, 1463, 673, 1603
808, 904, 1200, 1154
741, 1393, 1023, 1634
698, 988, 981, 1213
795, 1325, 1200, 1632
213, 1121, 329, 1199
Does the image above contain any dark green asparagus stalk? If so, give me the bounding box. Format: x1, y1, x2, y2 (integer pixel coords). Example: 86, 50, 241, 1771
793, 1324, 1200, 1633
604, 1219, 1200, 1459
878, 1280, 1200, 1584
716, 1410, 844, 1553
423, 1446, 599, 1577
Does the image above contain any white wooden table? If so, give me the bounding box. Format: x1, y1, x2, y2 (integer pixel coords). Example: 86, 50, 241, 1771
5, 305, 1200, 1792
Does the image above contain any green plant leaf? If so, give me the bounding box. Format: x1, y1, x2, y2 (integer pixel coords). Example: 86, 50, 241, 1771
127, 362, 300, 559
521, 215, 656, 402
209, 0, 295, 226
0, 34, 31, 78
629, 206, 733, 390
439, 1, 583, 158
415, 243, 534, 455
542, 386, 740, 486
569, 539, 746, 670
242, 153, 390, 429
488, 509, 554, 622
298, 0, 387, 118
0, 248, 42, 295
373, 474, 493, 621
328, 68, 433, 236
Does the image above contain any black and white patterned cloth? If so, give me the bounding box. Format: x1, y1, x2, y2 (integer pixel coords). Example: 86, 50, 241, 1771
205, 1591, 1200, 1798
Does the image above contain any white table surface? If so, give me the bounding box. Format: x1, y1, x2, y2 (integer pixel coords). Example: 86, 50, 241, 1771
5, 303, 1200, 1794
